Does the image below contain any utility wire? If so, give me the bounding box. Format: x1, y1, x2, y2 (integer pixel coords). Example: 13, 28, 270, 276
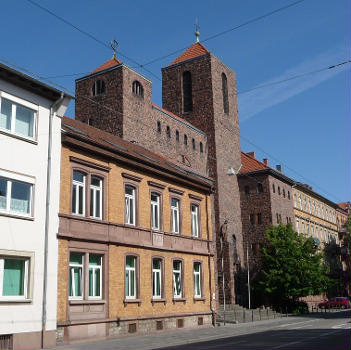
139, 0, 306, 67
238, 60, 351, 95
0, 55, 346, 204
24, 0, 161, 81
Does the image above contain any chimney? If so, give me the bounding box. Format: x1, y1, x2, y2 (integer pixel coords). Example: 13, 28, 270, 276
263, 158, 269, 166
276, 164, 282, 172
247, 152, 256, 159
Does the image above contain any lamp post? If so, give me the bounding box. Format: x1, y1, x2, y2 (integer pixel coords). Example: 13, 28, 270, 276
246, 240, 251, 309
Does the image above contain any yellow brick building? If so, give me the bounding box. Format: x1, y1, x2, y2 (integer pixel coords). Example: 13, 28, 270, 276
57, 117, 215, 343
293, 183, 338, 246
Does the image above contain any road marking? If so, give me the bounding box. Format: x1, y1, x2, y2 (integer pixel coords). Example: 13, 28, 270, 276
272, 340, 302, 349
332, 323, 351, 329
277, 319, 317, 328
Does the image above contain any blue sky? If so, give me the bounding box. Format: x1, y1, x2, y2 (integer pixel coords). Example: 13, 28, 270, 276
2, 0, 350, 203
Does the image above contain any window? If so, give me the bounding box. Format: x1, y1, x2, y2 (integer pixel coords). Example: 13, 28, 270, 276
222, 73, 229, 114
191, 204, 199, 237
184, 134, 188, 146
166, 126, 171, 138
151, 192, 160, 230
200, 142, 203, 154
193, 262, 202, 298
296, 218, 300, 233
132, 80, 144, 98
301, 221, 305, 233
288, 191, 290, 200
192, 138, 196, 150
125, 256, 136, 299
157, 121, 161, 133
286, 217, 289, 224
309, 200, 312, 214
176, 130, 179, 142
278, 186, 281, 195
171, 198, 180, 234
0, 176, 32, 216
183, 71, 192, 112
257, 213, 262, 224
88, 254, 102, 299
304, 197, 307, 211
249, 214, 255, 225
92, 80, 105, 96
69, 252, 83, 299
90, 176, 102, 219
232, 235, 238, 262
272, 184, 275, 193
283, 189, 286, 198
257, 183, 263, 193
299, 195, 302, 209
72, 171, 86, 216
152, 258, 162, 299
294, 194, 297, 207
125, 185, 136, 225
173, 260, 182, 298
0, 256, 29, 300
244, 186, 250, 195
0, 97, 36, 139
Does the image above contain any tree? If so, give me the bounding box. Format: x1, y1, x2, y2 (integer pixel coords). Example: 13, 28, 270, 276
256, 224, 332, 308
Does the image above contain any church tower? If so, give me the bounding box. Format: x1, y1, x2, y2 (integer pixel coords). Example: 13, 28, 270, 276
162, 39, 244, 304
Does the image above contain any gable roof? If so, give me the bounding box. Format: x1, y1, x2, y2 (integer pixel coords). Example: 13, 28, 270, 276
168, 42, 210, 66
240, 152, 269, 173
90, 57, 123, 75
61, 117, 213, 191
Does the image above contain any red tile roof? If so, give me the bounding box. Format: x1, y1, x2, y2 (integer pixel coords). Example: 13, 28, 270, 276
169, 42, 210, 66
337, 202, 348, 210
91, 57, 123, 74
240, 152, 269, 173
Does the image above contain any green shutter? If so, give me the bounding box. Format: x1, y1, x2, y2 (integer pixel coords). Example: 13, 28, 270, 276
3, 259, 25, 296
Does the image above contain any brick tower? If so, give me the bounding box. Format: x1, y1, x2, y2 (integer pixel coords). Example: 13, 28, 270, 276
162, 42, 244, 304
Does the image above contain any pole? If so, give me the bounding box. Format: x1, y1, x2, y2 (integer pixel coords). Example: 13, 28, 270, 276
221, 237, 226, 325
246, 241, 251, 309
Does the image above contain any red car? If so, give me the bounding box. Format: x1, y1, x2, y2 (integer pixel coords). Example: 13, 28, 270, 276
318, 297, 351, 309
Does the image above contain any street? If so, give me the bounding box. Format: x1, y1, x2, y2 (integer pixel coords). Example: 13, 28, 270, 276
55, 310, 351, 350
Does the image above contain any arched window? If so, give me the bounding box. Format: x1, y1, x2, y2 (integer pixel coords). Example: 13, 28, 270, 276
176, 130, 179, 142
192, 138, 196, 150
92, 80, 106, 96
182, 71, 192, 112
222, 73, 229, 114
184, 134, 188, 146
166, 126, 171, 138
199, 142, 203, 153
132, 80, 144, 98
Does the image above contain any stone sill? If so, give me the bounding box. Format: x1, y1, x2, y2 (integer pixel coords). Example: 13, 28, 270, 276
0, 298, 32, 303
172, 298, 186, 304
151, 298, 167, 305
193, 297, 206, 302
123, 299, 142, 306
69, 299, 106, 305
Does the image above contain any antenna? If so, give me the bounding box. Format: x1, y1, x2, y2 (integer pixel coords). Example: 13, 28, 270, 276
110, 39, 119, 58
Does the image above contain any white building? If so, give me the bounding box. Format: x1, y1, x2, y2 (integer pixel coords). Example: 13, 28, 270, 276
0, 63, 71, 349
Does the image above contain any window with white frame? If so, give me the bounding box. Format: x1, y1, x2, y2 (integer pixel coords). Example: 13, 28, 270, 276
72, 171, 86, 216
0, 176, 32, 216
312, 201, 316, 215
151, 192, 160, 230
171, 198, 180, 234
299, 195, 302, 209
90, 176, 102, 219
296, 218, 300, 233
304, 197, 307, 211
125, 256, 136, 299
173, 260, 182, 298
69, 252, 83, 299
0, 256, 29, 300
191, 204, 199, 237
152, 258, 162, 299
88, 254, 102, 299
193, 262, 202, 298
294, 194, 297, 207
125, 185, 136, 225
0, 96, 36, 139
308, 200, 311, 213
301, 221, 305, 233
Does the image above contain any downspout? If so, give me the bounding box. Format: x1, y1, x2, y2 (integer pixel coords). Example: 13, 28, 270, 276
41, 93, 65, 348
206, 193, 216, 326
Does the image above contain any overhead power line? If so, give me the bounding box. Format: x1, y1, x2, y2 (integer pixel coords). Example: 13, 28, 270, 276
24, 0, 161, 81
139, 0, 306, 68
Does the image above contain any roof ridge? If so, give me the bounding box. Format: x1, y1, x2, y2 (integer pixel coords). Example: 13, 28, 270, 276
90, 57, 123, 75
168, 42, 210, 66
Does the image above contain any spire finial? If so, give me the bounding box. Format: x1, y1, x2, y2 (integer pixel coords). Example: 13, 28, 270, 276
110, 39, 119, 59
195, 19, 200, 43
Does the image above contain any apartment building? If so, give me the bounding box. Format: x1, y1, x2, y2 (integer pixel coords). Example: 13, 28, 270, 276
0, 63, 71, 349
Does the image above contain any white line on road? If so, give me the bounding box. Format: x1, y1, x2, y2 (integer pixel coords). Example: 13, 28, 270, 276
276, 319, 318, 328
272, 340, 302, 349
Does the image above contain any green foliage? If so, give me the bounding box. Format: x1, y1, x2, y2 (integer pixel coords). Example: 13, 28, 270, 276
256, 224, 332, 305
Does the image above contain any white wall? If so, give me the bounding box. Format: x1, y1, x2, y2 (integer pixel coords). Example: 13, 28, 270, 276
0, 79, 65, 335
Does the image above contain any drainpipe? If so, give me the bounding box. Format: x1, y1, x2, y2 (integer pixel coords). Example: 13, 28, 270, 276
41, 93, 65, 348
205, 193, 216, 326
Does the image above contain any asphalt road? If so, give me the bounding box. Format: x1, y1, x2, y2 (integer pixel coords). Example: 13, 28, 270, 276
55, 310, 351, 350
158, 311, 351, 350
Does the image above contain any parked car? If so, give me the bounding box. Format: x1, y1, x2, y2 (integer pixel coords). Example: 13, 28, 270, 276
318, 297, 351, 309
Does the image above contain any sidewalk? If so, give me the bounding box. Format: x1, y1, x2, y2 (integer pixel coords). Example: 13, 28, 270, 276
52, 316, 299, 350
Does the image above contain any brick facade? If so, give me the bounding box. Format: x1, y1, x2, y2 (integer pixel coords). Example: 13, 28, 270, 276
162, 54, 243, 305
